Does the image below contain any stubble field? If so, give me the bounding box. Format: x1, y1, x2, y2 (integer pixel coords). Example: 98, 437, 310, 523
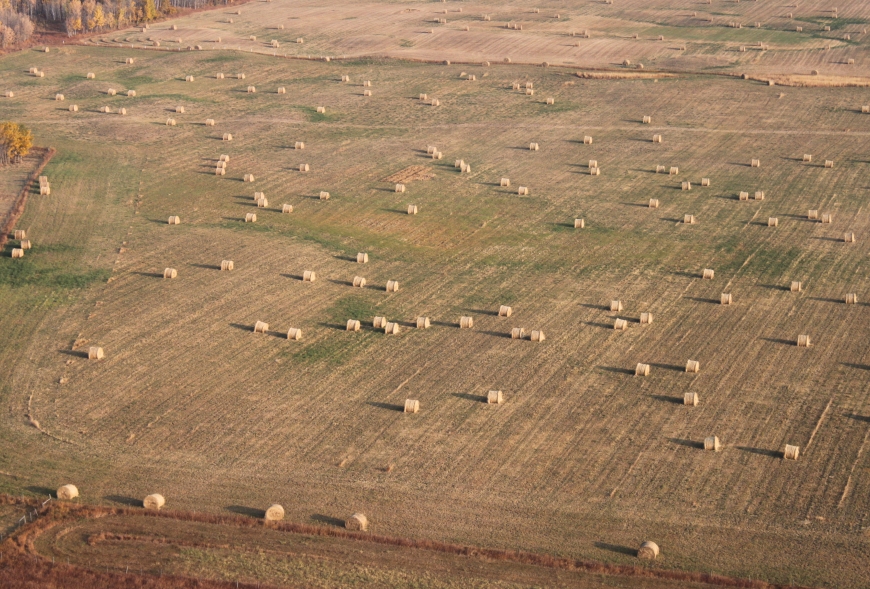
1, 2, 870, 586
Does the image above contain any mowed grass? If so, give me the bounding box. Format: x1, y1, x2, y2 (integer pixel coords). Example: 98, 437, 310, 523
1, 44, 870, 587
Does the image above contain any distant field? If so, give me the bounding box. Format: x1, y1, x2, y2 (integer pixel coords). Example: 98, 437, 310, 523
1, 3, 870, 586
90, 0, 870, 79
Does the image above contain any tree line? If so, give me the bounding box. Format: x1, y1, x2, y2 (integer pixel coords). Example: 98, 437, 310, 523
0, 0, 237, 45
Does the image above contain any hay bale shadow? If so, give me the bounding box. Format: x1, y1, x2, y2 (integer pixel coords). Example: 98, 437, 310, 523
311, 514, 345, 527
26, 486, 56, 497
760, 337, 794, 346
190, 263, 221, 270
225, 505, 266, 518
452, 392, 486, 403
132, 271, 165, 278
650, 362, 685, 372
650, 395, 682, 405
58, 349, 89, 359
684, 296, 719, 305
668, 438, 703, 449
598, 366, 634, 375
366, 401, 405, 412
736, 446, 782, 459
594, 542, 636, 556
104, 495, 143, 507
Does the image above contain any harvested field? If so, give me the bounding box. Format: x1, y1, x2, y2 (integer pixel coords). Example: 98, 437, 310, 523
0, 5, 870, 588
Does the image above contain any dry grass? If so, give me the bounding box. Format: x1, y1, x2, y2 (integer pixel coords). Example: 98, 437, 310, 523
1, 18, 870, 588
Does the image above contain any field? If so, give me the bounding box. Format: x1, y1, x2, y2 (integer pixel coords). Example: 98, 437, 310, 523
1, 0, 870, 587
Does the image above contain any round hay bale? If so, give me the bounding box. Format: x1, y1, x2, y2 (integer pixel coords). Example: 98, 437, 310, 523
384, 322, 400, 335
5, 91, 15, 98
254, 321, 269, 333
685, 359, 700, 373
738, 191, 749, 201
701, 178, 710, 187
751, 159, 761, 167
797, 334, 811, 347
166, 118, 176, 126
459, 316, 474, 329
216, 73, 225, 79
19, 240, 31, 250
755, 191, 764, 201
530, 330, 545, 342
416, 317, 431, 329
500, 178, 511, 187
347, 319, 361, 331
303, 270, 316, 282
640, 312, 653, 324
518, 186, 530, 195
167, 216, 180, 225
278, 87, 286, 94
655, 165, 666, 174
163, 268, 177, 279
185, 76, 194, 82
684, 393, 699, 406
614, 318, 628, 331
530, 143, 539, 151
87, 72, 95, 79
403, 399, 419, 413
846, 293, 858, 304
373, 317, 387, 329
220, 260, 234, 271
638, 541, 659, 560
14, 230, 26, 240
704, 436, 721, 452
610, 300, 623, 312
583, 136, 593, 144
589, 167, 600, 176
653, 134, 662, 143
803, 154, 812, 162
215, 167, 226, 176
784, 445, 800, 460
205, 119, 215, 126
256, 197, 268, 208
721, 293, 732, 305
119, 108, 127, 116
768, 217, 778, 227
352, 276, 366, 288
669, 167, 679, 175
223, 133, 233, 141
642, 116, 651, 124
316, 106, 325, 113
498, 305, 512, 317
69, 105, 78, 112
88, 346, 104, 360
219, 154, 230, 162
649, 199, 659, 208
346, 513, 368, 530
265, 504, 284, 521
635, 363, 650, 376
808, 210, 818, 220
487, 390, 503, 404
282, 204, 293, 213
356, 252, 369, 263
175, 105, 185, 113
821, 213, 832, 224
702, 269, 714, 280
55, 94, 64, 101
247, 85, 256, 93
546, 97, 554, 105
684, 214, 696, 224
287, 327, 302, 340
682, 181, 691, 191
825, 160, 834, 168
57, 484, 79, 500
143, 494, 165, 510
386, 280, 399, 292
395, 183, 406, 193
844, 232, 855, 243
511, 327, 525, 340
790, 281, 802, 292
574, 218, 585, 229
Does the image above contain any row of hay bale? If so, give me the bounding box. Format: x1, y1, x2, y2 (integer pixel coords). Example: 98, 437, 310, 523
10, 228, 31, 259
52, 483, 369, 527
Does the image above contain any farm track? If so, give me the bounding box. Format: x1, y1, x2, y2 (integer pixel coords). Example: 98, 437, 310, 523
0, 5, 870, 586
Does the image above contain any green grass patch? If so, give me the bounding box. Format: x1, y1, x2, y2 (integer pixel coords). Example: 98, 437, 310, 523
0, 257, 110, 289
